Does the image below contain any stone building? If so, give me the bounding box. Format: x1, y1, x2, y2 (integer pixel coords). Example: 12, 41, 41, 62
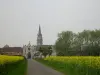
0, 45, 23, 56
23, 25, 56, 59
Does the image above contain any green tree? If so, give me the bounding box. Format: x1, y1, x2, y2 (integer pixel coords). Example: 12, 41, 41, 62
39, 46, 53, 58
55, 29, 100, 56
55, 31, 76, 56
48, 46, 53, 56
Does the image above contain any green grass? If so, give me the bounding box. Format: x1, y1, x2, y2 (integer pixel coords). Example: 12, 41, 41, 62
7, 59, 27, 75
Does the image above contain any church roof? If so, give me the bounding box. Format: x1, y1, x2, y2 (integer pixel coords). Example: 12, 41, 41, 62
40, 45, 53, 47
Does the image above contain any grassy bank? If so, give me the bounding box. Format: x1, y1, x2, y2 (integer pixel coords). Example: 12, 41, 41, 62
36, 56, 100, 75
8, 59, 27, 75
0, 55, 27, 75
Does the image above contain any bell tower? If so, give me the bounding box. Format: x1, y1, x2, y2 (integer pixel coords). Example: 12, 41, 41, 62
37, 25, 43, 46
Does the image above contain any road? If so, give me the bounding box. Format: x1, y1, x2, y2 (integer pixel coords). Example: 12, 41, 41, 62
27, 59, 64, 75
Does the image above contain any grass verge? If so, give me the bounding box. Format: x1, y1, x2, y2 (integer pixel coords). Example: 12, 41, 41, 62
7, 59, 27, 75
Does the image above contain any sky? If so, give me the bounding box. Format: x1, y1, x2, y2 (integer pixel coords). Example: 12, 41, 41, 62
0, 0, 100, 47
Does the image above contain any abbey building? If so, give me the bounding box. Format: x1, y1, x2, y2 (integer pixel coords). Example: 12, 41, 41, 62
23, 25, 56, 58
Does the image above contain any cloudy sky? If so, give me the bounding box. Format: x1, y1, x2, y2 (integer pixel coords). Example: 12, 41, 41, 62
0, 0, 100, 47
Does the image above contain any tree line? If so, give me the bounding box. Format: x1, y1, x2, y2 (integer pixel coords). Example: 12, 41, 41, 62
55, 29, 100, 56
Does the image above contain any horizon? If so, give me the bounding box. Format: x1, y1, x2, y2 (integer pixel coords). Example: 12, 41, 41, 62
0, 0, 100, 47
1, 26, 100, 48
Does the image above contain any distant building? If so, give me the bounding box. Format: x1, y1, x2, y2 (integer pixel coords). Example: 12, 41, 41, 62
0, 47, 23, 56
3, 44, 9, 48
23, 25, 56, 59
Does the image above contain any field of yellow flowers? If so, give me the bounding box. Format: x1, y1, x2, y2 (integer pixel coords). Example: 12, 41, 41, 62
0, 55, 25, 75
39, 56, 100, 75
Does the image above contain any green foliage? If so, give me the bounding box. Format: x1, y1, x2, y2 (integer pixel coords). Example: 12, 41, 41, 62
84, 44, 100, 56
55, 31, 76, 55
39, 46, 53, 57
7, 59, 27, 75
55, 29, 100, 56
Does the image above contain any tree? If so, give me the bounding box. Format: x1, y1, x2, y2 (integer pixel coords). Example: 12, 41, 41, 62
55, 31, 76, 56
39, 46, 53, 58
83, 29, 100, 56
55, 29, 100, 56
75, 30, 91, 51
48, 46, 53, 56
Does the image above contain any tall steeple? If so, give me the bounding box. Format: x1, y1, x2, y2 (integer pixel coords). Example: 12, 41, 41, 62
37, 25, 43, 46
38, 24, 41, 34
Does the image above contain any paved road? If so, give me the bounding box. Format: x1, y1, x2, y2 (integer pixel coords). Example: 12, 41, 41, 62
27, 59, 64, 75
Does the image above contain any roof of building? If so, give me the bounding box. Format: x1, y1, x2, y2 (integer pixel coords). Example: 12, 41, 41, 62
3, 44, 9, 48
0, 47, 23, 53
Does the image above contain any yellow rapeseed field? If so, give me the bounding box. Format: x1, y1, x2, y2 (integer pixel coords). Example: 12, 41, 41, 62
0, 55, 24, 75
0, 55, 24, 65
45, 56, 100, 69
42, 56, 100, 75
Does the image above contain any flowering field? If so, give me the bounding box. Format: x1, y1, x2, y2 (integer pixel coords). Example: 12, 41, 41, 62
38, 56, 100, 75
0, 55, 24, 65
0, 55, 26, 75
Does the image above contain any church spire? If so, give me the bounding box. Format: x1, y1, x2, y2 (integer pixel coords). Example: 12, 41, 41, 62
28, 41, 31, 46
37, 24, 43, 46
38, 24, 41, 34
